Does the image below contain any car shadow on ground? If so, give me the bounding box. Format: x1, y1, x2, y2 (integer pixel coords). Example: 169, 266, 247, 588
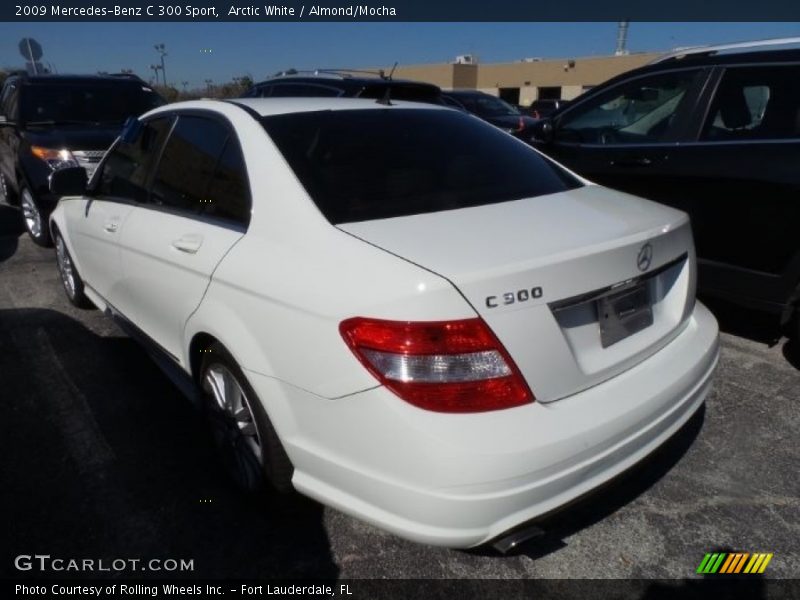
0, 308, 339, 580
700, 294, 799, 370
700, 295, 785, 345
467, 403, 705, 560
0, 204, 24, 263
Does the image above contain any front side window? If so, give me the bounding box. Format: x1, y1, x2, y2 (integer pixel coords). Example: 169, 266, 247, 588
96, 117, 172, 202
556, 70, 701, 145
701, 65, 800, 141
261, 108, 581, 224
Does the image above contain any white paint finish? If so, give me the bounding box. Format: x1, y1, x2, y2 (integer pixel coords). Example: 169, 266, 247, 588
115, 207, 243, 362
50, 98, 720, 548
57, 197, 136, 301
253, 303, 718, 548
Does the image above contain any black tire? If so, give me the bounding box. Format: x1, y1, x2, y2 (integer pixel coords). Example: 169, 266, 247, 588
53, 228, 94, 309
0, 171, 16, 205
19, 185, 52, 246
199, 342, 294, 493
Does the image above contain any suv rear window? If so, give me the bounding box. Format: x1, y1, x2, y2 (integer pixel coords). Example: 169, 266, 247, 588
21, 82, 164, 125
261, 108, 581, 224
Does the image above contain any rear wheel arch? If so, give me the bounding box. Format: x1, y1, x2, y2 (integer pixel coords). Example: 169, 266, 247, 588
191, 333, 295, 492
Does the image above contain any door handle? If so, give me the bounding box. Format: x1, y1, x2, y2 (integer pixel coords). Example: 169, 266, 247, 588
103, 219, 119, 233
610, 157, 653, 168
171, 234, 203, 254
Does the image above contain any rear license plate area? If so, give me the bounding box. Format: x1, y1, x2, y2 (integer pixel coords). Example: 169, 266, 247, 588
597, 282, 653, 348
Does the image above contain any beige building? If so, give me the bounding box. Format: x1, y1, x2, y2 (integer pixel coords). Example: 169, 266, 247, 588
383, 52, 661, 106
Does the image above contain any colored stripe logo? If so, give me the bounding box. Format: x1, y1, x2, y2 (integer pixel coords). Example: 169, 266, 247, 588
697, 552, 773, 574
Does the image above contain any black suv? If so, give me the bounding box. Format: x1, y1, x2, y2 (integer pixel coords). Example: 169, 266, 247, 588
242, 70, 443, 104
531, 41, 800, 339
523, 98, 571, 119
0, 74, 164, 245
442, 90, 538, 140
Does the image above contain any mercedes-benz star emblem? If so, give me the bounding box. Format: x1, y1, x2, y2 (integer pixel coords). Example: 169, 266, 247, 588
637, 243, 653, 272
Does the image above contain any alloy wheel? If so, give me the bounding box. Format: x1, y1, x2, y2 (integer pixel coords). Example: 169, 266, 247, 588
20, 188, 41, 238
55, 235, 77, 299
203, 364, 264, 486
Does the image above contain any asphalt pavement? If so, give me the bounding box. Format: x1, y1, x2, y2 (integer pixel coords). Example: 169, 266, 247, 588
1, 204, 798, 584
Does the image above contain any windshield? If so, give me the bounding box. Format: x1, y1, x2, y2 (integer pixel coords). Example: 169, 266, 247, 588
21, 82, 164, 125
260, 108, 581, 224
459, 95, 521, 118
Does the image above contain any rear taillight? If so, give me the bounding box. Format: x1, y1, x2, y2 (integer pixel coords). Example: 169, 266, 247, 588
339, 317, 534, 413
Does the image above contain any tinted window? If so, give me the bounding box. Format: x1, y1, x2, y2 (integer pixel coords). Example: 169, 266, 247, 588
97, 117, 172, 202
20, 82, 164, 125
359, 83, 442, 104
150, 116, 228, 213
701, 65, 800, 141
204, 140, 251, 226
557, 70, 701, 144
453, 95, 520, 117
260, 108, 581, 224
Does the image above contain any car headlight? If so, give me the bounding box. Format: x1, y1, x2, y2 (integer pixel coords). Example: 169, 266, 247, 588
30, 146, 79, 171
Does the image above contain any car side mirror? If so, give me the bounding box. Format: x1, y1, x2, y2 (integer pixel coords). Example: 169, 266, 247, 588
49, 167, 88, 196
531, 118, 554, 144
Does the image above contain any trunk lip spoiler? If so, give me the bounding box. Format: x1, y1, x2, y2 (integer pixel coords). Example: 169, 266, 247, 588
548, 252, 689, 313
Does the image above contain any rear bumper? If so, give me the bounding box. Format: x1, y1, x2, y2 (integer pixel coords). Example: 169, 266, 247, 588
248, 302, 719, 548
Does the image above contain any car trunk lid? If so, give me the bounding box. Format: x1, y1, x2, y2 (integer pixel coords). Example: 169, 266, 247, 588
338, 184, 696, 403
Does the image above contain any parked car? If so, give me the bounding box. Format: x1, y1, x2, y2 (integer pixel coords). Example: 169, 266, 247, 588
48, 97, 718, 549
524, 98, 571, 119
442, 89, 538, 139
242, 69, 443, 104
0, 73, 164, 246
530, 40, 800, 339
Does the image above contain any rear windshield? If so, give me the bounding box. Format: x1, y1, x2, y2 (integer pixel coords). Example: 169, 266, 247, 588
260, 108, 581, 224
21, 82, 164, 125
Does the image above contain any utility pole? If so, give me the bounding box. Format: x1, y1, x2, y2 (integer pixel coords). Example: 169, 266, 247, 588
150, 64, 162, 85
204, 79, 213, 95
181, 80, 189, 91
154, 43, 168, 86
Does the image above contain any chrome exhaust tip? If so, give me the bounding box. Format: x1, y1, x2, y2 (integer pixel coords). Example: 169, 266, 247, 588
491, 523, 546, 554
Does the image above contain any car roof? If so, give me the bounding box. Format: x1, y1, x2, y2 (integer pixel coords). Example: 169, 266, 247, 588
11, 73, 149, 86
149, 97, 451, 119
625, 48, 800, 77
254, 74, 439, 88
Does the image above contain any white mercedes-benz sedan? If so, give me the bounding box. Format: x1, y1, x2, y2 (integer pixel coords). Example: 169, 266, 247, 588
48, 98, 719, 549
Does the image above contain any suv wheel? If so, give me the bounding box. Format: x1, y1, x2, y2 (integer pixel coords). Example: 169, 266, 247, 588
54, 230, 93, 308
200, 343, 294, 493
20, 186, 51, 246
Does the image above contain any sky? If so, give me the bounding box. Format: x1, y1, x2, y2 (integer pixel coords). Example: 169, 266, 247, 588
1, 22, 799, 89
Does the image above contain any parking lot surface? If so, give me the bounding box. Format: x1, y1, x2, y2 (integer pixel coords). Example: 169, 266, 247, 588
1, 204, 798, 581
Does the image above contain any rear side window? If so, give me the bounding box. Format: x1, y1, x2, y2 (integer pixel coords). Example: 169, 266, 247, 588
150, 115, 228, 212
149, 114, 251, 227
260, 108, 581, 224
204, 140, 250, 225
97, 117, 172, 202
701, 65, 800, 141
